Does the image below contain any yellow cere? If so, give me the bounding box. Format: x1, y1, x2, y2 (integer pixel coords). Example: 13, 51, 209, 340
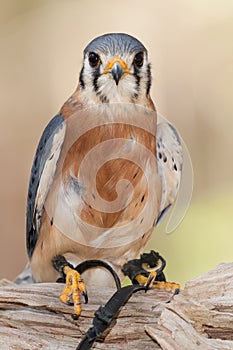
103, 57, 131, 75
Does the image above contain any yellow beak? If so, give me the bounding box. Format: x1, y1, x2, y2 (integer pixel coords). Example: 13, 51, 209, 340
103, 57, 130, 85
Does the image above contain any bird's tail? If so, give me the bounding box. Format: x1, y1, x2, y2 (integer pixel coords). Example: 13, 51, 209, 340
14, 263, 33, 284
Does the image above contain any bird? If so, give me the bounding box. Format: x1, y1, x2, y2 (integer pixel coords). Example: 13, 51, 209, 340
24, 33, 183, 315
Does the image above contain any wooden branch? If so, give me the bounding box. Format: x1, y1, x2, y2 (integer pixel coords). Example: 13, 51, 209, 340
0, 263, 232, 349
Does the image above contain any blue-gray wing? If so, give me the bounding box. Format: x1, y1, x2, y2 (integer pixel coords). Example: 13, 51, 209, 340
26, 114, 66, 258
155, 122, 183, 225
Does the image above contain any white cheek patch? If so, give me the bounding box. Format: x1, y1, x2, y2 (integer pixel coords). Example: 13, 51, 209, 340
81, 55, 150, 105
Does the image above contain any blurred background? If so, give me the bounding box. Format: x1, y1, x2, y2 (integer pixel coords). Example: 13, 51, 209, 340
0, 0, 232, 287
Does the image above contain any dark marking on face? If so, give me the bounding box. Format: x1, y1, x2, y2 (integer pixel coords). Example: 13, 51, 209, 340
92, 67, 109, 103
134, 68, 141, 99
93, 70, 100, 92
79, 66, 85, 89
146, 63, 152, 95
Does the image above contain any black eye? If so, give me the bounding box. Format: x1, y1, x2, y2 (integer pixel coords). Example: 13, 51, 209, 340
133, 52, 144, 68
88, 52, 100, 67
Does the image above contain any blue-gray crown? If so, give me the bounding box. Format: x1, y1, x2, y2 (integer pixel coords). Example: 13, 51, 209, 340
84, 33, 147, 56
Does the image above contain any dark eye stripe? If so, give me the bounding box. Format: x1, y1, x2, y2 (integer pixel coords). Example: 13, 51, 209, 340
93, 68, 100, 92
146, 63, 152, 95
135, 73, 141, 89
79, 66, 85, 89
131, 70, 141, 102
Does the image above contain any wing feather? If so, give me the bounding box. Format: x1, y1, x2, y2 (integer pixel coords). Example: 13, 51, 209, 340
26, 114, 66, 258
155, 122, 183, 225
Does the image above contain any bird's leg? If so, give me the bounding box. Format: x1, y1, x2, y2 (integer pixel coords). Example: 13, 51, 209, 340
122, 250, 180, 294
52, 255, 88, 319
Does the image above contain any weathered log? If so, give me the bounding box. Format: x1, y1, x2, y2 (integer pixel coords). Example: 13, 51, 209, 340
0, 263, 232, 350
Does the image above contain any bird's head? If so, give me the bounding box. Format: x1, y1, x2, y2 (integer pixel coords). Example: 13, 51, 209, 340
79, 33, 152, 106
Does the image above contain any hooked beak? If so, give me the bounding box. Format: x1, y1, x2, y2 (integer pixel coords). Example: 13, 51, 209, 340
103, 57, 130, 85
111, 62, 124, 85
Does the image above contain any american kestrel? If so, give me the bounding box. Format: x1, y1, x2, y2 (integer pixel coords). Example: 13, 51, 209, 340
25, 33, 183, 316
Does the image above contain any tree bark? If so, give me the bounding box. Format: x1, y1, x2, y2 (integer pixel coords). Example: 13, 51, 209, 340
0, 263, 232, 350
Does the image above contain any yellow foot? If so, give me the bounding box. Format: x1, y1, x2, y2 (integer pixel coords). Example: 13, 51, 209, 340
135, 272, 180, 293
122, 251, 180, 295
60, 265, 88, 320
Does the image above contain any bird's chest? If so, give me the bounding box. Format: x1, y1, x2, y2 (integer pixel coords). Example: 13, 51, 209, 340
47, 117, 161, 248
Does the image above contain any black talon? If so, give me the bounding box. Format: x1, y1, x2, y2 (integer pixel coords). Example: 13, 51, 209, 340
82, 291, 88, 304
166, 288, 180, 303
72, 313, 80, 320
145, 274, 154, 292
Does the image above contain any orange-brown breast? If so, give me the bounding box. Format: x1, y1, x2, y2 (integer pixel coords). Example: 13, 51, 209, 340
58, 123, 157, 228
53, 89, 158, 232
